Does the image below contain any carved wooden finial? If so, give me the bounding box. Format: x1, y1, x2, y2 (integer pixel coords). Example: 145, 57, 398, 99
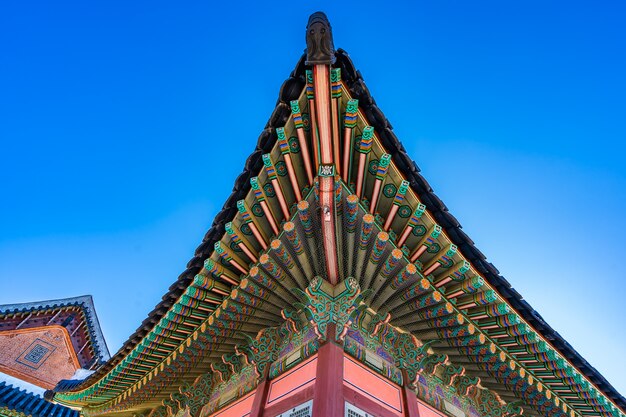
305, 11, 336, 65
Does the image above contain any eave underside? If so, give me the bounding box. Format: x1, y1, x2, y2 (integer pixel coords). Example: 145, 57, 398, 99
0, 296, 110, 368
49, 50, 625, 417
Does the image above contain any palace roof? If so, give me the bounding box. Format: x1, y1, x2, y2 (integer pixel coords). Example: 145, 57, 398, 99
0, 381, 78, 417
47, 12, 624, 417
0, 296, 110, 367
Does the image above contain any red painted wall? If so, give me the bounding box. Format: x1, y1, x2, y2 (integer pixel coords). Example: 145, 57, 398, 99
208, 391, 255, 417
343, 354, 404, 416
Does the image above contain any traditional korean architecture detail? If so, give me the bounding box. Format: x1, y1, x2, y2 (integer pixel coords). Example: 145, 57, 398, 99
0, 381, 79, 417
0, 297, 108, 417
292, 277, 366, 341
29, 10, 625, 417
0, 296, 109, 390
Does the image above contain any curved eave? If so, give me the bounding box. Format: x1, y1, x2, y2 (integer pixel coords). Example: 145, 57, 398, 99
49, 47, 624, 417
47, 53, 308, 405
331, 50, 626, 412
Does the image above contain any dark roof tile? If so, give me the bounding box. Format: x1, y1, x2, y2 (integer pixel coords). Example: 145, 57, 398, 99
0, 382, 78, 417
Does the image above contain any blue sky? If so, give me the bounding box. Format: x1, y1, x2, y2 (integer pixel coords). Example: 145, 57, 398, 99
1, 0, 625, 395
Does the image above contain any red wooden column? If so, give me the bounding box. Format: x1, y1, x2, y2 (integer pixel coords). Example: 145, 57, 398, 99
312, 325, 344, 416
401, 370, 421, 417
249, 370, 271, 417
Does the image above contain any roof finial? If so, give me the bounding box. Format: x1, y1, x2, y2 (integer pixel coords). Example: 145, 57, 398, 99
305, 11, 336, 65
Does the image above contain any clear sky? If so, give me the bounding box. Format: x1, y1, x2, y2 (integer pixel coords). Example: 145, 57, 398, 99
1, 0, 625, 396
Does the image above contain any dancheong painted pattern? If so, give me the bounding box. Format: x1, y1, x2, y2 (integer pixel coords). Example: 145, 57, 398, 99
46, 11, 624, 417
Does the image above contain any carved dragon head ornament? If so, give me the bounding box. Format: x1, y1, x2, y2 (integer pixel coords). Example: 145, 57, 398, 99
305, 11, 336, 65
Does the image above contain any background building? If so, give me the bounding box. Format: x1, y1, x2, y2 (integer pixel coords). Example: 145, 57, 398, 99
0, 296, 109, 417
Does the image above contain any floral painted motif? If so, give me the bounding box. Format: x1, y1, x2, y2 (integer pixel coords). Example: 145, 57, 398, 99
292, 277, 367, 341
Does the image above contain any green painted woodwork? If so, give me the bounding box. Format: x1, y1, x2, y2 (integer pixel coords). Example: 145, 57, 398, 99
359, 126, 374, 153
375, 153, 391, 181
49, 51, 626, 417
305, 70, 314, 99
331, 68, 342, 98
345, 99, 359, 129
292, 277, 367, 341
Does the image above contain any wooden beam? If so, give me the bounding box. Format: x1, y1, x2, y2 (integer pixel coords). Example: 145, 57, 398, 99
290, 100, 314, 185
342, 99, 358, 183
249, 371, 270, 417
402, 371, 421, 417
46, 310, 63, 326
313, 65, 332, 165
15, 313, 32, 329
277, 127, 303, 202
305, 70, 320, 171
